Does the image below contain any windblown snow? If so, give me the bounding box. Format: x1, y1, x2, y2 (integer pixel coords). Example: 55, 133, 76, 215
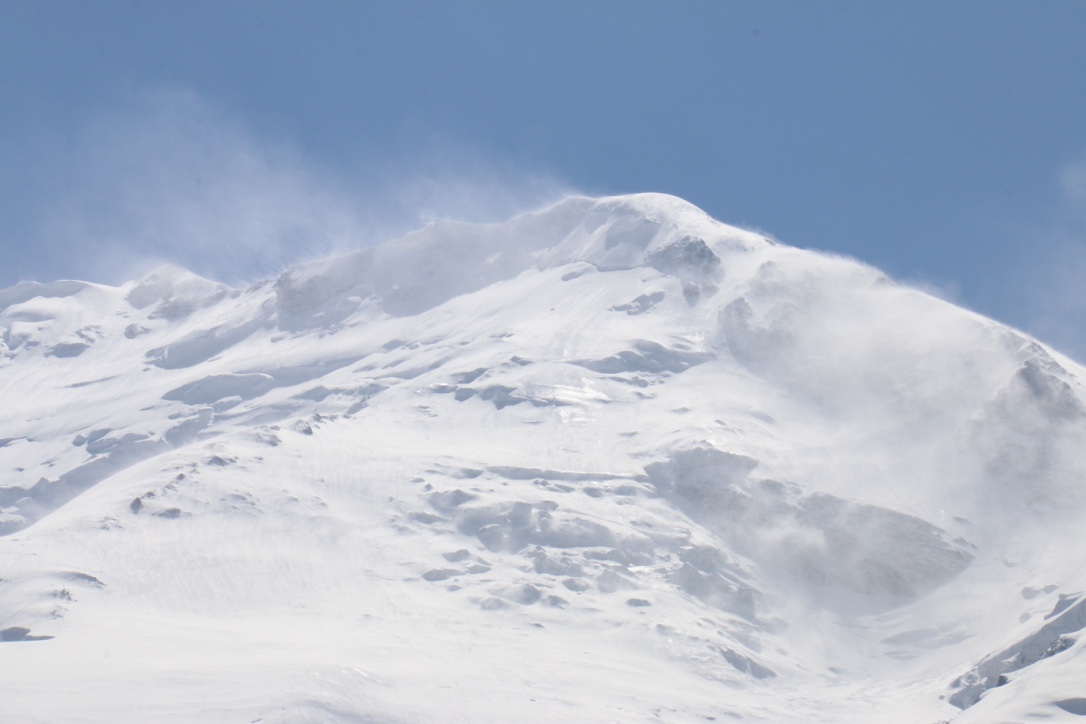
2, 193, 1086, 722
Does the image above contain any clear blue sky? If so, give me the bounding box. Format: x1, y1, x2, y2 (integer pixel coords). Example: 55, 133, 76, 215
2, 1, 1085, 355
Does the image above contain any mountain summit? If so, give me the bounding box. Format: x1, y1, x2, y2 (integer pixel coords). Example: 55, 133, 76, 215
2, 194, 1086, 722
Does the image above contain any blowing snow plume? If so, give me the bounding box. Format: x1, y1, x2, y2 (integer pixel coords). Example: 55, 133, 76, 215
1015, 152, 1086, 363
0, 88, 573, 288
2, 191, 1086, 722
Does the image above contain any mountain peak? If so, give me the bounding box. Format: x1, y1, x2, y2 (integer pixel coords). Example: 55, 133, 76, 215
275, 193, 766, 322
2, 194, 1086, 722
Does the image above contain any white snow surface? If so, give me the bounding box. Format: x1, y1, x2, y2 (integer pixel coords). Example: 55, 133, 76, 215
2, 193, 1086, 722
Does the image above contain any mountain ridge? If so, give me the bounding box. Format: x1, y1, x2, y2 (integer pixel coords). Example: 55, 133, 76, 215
1, 193, 1085, 722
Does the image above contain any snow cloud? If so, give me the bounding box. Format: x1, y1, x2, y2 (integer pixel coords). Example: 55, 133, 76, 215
6, 89, 573, 287
1019, 153, 1086, 362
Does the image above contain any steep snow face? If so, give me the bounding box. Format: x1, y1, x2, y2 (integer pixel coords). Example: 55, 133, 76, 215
2, 193, 1086, 722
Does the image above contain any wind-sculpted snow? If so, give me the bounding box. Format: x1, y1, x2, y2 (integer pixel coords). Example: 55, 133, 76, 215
2, 193, 1086, 722
146, 318, 266, 369
573, 339, 714, 375
949, 594, 1086, 709
124, 265, 234, 318
163, 373, 278, 404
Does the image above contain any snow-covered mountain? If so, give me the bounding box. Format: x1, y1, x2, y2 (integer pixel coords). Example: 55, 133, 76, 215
2, 193, 1086, 722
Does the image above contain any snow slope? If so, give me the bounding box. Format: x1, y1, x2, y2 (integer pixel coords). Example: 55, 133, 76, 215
2, 193, 1086, 722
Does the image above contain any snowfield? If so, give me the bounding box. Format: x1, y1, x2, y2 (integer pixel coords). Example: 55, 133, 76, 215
2, 193, 1086, 722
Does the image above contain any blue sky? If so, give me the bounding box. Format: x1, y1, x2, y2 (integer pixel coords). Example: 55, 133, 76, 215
2, 1, 1085, 356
